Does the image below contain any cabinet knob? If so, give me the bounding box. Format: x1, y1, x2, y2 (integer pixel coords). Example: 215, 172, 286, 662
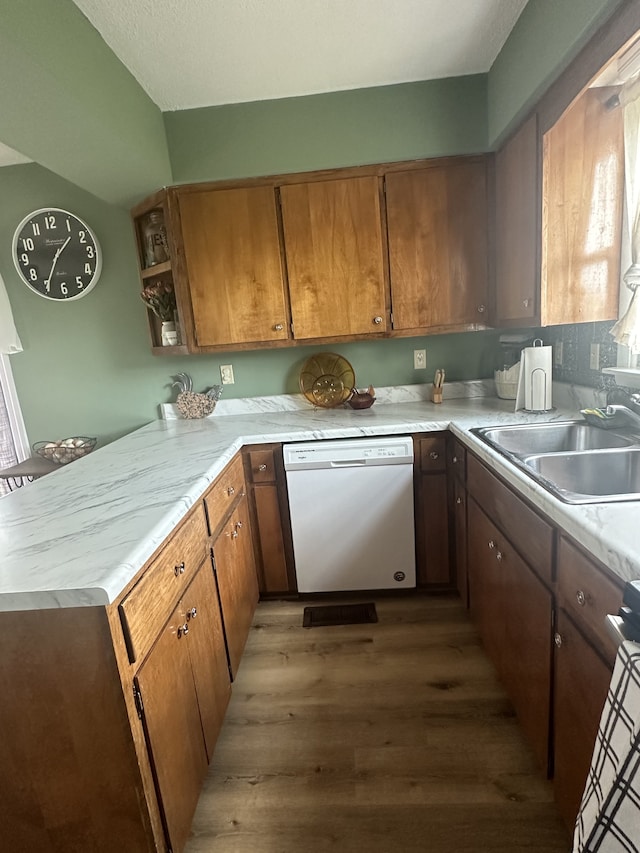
187, 607, 197, 620
177, 623, 189, 639
231, 530, 239, 539
373, 316, 383, 325
554, 632, 563, 648
523, 298, 531, 308
274, 323, 284, 331
452, 455, 458, 464
236, 520, 243, 530
174, 561, 185, 576
496, 551, 503, 562
227, 486, 235, 496
477, 304, 486, 313
488, 540, 495, 550
429, 451, 439, 460
456, 496, 463, 505
258, 464, 267, 472
576, 589, 586, 606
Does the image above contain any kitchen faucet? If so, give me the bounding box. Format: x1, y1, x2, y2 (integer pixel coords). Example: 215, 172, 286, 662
605, 404, 640, 430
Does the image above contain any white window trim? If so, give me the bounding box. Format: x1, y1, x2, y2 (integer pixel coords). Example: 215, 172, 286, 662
0, 354, 29, 462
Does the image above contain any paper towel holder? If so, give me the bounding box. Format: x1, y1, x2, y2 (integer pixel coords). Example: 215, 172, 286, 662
523, 339, 555, 413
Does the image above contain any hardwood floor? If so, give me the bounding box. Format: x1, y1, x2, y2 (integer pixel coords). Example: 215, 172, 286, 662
185, 596, 570, 852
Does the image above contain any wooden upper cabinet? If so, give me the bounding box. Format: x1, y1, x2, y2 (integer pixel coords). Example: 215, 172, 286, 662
386, 160, 489, 331
542, 88, 624, 325
176, 186, 290, 347
279, 176, 389, 339
494, 114, 539, 326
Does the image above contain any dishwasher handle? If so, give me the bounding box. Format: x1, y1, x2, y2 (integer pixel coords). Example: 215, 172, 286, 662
330, 459, 367, 467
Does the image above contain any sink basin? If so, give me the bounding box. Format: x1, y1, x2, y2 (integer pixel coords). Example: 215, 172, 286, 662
475, 421, 634, 456
523, 448, 640, 503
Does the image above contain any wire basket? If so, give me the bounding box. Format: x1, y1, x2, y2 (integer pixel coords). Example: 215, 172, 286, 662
33, 437, 97, 464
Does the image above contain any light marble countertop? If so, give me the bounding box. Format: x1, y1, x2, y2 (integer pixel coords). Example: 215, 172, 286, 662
1, 386, 637, 612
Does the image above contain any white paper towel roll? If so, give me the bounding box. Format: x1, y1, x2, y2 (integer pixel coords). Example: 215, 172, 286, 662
515, 340, 553, 412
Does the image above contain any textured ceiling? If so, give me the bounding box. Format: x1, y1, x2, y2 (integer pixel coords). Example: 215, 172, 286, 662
71, 0, 529, 111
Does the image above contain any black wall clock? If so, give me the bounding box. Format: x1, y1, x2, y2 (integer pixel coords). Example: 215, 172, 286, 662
11, 208, 102, 301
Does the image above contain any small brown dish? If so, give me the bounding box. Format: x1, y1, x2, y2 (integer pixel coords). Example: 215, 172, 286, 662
347, 391, 376, 410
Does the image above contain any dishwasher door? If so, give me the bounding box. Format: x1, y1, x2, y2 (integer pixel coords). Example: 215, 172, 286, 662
284, 437, 415, 593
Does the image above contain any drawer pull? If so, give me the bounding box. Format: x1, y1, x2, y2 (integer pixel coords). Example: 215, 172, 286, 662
177, 623, 189, 639
456, 496, 463, 505
452, 455, 458, 464
576, 589, 586, 606
373, 316, 383, 325
273, 323, 284, 331
258, 464, 267, 472
186, 607, 197, 620
236, 520, 243, 530
496, 551, 503, 562
554, 632, 563, 648
174, 561, 185, 577
231, 530, 239, 540
429, 451, 439, 460
227, 486, 235, 497
488, 540, 495, 550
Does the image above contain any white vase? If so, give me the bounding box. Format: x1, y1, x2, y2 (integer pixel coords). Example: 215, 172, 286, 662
161, 321, 178, 346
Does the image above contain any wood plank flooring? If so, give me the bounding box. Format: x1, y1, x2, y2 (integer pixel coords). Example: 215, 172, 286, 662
185, 596, 570, 852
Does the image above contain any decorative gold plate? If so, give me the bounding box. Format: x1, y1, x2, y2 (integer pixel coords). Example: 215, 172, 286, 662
299, 352, 356, 408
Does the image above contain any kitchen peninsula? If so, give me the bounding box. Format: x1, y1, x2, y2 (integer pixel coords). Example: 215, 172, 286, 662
1, 387, 637, 851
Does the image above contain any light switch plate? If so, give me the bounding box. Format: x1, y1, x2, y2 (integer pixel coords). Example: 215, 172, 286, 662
220, 364, 235, 384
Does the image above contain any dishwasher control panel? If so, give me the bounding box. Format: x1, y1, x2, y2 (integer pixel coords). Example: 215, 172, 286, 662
283, 436, 413, 471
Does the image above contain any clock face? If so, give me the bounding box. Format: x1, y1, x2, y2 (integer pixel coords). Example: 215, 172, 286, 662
11, 208, 102, 301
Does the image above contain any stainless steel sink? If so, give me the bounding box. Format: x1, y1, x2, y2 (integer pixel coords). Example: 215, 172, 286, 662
523, 448, 640, 503
472, 421, 640, 503
476, 421, 634, 457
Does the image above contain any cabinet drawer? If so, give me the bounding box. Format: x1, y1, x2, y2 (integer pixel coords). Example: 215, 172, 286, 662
204, 454, 245, 534
467, 453, 554, 585
557, 536, 623, 662
419, 435, 447, 472
119, 503, 208, 664
247, 448, 277, 483
448, 438, 466, 482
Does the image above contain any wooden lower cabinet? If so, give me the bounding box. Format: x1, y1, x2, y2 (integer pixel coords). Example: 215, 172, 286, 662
243, 445, 296, 596
553, 609, 613, 829
414, 434, 453, 588
468, 496, 553, 774
212, 495, 259, 678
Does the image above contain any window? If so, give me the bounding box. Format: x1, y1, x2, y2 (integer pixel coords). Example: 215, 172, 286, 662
0, 354, 28, 495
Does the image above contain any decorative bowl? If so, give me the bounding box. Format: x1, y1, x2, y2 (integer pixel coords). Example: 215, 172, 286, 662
347, 390, 376, 410
33, 437, 97, 464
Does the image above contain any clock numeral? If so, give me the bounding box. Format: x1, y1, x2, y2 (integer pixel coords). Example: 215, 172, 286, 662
29, 268, 37, 282
79, 230, 86, 244
84, 263, 92, 275
86, 245, 94, 258
66, 219, 72, 232
20, 253, 29, 266
44, 215, 56, 230
44, 279, 51, 293
22, 238, 34, 251
60, 282, 68, 296
31, 222, 40, 236
75, 276, 83, 288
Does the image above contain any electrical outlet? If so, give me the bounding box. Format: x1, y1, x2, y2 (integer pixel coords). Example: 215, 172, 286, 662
413, 349, 426, 370
220, 364, 235, 385
554, 341, 564, 367
589, 343, 601, 371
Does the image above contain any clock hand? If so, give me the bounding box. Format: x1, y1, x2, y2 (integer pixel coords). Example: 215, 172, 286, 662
45, 236, 71, 290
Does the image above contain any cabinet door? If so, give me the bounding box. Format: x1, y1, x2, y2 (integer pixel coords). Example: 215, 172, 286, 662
213, 497, 259, 678
253, 484, 293, 594
415, 472, 451, 587
494, 114, 539, 326
182, 561, 231, 761
542, 88, 623, 325
135, 597, 208, 853
553, 609, 613, 830
280, 176, 388, 339
178, 186, 289, 346
386, 160, 489, 331
467, 497, 506, 665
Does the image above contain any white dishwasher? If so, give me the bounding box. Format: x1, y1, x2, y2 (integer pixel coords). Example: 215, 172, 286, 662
283, 436, 415, 593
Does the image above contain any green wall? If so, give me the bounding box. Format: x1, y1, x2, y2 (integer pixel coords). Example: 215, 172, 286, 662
488, 0, 624, 144
2, 163, 502, 446
0, 0, 171, 205
165, 76, 487, 183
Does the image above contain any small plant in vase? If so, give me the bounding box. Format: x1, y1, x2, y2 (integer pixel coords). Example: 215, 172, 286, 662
140, 280, 178, 346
